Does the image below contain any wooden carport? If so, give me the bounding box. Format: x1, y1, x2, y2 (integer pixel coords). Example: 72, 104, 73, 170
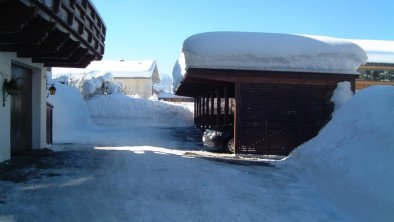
176, 68, 358, 155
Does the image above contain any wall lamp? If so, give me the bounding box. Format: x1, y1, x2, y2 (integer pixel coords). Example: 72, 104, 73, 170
3, 78, 24, 107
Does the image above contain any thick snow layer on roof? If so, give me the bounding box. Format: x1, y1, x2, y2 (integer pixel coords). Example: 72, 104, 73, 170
53, 60, 157, 78
347, 39, 394, 64
182, 32, 367, 74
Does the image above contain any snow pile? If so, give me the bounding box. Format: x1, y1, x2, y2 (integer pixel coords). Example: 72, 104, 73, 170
284, 86, 394, 222
86, 94, 193, 127
48, 78, 193, 143
82, 72, 122, 98
330, 81, 353, 112
47, 82, 96, 143
172, 57, 186, 92
153, 72, 173, 94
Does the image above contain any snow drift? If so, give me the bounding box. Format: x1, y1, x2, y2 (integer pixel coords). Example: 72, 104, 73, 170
48, 81, 193, 144
86, 94, 193, 127
47, 82, 95, 143
284, 85, 394, 222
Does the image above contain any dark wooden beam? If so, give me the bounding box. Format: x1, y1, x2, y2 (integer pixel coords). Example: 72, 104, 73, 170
216, 90, 221, 126
224, 87, 229, 126
234, 82, 241, 154
210, 90, 214, 127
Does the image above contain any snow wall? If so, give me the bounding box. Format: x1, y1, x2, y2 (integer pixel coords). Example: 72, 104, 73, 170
283, 85, 394, 222
48, 83, 193, 143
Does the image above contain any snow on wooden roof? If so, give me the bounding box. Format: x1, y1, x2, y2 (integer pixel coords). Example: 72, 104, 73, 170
182, 32, 367, 74
53, 60, 158, 78
173, 32, 368, 91
347, 39, 394, 64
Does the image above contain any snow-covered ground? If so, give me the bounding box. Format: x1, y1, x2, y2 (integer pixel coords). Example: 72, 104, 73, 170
0, 82, 393, 221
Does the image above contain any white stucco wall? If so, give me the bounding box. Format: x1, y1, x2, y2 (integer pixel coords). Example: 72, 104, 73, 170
115, 78, 153, 99
0, 52, 48, 162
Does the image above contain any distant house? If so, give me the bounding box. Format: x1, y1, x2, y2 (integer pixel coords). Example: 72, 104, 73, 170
109, 60, 160, 98
0, 0, 106, 162
53, 60, 160, 99
349, 39, 394, 89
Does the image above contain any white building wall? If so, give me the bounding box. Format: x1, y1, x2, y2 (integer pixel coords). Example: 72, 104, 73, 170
115, 78, 153, 99
0, 52, 48, 162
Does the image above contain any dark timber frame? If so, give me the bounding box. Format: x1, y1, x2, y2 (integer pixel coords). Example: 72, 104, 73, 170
0, 0, 106, 68
176, 68, 358, 155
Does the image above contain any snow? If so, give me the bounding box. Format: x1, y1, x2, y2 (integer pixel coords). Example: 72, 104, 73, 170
2, 77, 394, 220
153, 72, 173, 94
283, 85, 394, 222
348, 39, 394, 64
81, 73, 122, 97
52, 60, 158, 78
182, 32, 367, 73
86, 94, 193, 127
172, 57, 186, 93
48, 82, 193, 144
173, 31, 367, 91
330, 81, 353, 113
47, 82, 96, 143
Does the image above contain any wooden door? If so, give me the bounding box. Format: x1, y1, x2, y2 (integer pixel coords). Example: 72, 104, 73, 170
11, 64, 32, 154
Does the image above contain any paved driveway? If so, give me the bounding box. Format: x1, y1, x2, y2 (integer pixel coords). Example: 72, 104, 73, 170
0, 127, 353, 222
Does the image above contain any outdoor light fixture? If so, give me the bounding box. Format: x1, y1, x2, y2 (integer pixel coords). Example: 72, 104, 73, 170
48, 84, 56, 96
2, 78, 24, 107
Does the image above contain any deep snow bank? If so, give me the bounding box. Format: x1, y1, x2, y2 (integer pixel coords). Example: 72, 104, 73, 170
284, 86, 394, 221
48, 82, 193, 144
47, 82, 96, 143
86, 94, 193, 127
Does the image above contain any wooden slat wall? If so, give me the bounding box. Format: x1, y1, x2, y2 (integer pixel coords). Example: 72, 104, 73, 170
237, 83, 335, 155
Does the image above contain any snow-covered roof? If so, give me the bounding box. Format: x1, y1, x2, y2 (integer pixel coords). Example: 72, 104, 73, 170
173, 32, 368, 91
181, 32, 367, 74
347, 39, 394, 64
53, 60, 158, 78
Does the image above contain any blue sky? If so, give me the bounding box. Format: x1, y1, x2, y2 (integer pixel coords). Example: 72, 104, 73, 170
93, 0, 394, 75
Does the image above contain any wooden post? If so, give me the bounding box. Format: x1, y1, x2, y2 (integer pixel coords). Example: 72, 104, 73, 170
201, 95, 205, 128
194, 97, 197, 126
216, 90, 221, 126
210, 91, 214, 127
205, 93, 209, 128
197, 96, 201, 127
224, 87, 229, 126
234, 83, 241, 154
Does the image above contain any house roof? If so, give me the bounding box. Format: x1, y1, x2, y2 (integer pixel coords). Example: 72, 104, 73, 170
52, 60, 158, 78
0, 0, 106, 68
347, 39, 394, 65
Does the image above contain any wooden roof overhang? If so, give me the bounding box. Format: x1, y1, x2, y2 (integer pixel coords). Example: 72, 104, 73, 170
359, 63, 394, 71
0, 0, 106, 68
175, 68, 360, 97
